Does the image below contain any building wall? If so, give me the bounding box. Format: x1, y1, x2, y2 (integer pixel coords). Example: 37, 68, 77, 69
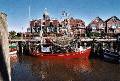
88, 17, 105, 33
106, 17, 120, 34
28, 16, 120, 37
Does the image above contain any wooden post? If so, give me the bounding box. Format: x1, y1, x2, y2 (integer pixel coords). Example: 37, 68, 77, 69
0, 12, 11, 81
90, 38, 96, 58
18, 41, 23, 55
23, 41, 31, 55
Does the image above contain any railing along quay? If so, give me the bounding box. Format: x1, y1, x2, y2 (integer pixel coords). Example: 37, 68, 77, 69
81, 38, 117, 42
9, 38, 117, 42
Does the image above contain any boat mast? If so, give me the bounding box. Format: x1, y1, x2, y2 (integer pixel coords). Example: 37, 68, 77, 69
40, 19, 43, 45
28, 0, 31, 40
28, 5, 31, 21
40, 8, 47, 45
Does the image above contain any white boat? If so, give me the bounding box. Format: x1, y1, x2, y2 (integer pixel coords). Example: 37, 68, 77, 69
9, 44, 17, 58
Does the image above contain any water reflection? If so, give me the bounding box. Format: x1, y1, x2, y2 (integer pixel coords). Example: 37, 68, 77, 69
11, 56, 120, 81
30, 58, 92, 81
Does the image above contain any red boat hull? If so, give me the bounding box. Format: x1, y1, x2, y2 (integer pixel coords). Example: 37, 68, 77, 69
32, 47, 91, 59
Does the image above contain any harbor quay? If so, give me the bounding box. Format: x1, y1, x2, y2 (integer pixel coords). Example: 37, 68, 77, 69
1, 0, 120, 80
1, 6, 120, 81
9, 37, 119, 56
1, 8, 120, 81
7, 12, 120, 80
8, 9, 120, 58
0, 10, 120, 81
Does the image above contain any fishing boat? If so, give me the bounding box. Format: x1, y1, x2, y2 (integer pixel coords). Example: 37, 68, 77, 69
32, 47, 91, 59
31, 36, 91, 59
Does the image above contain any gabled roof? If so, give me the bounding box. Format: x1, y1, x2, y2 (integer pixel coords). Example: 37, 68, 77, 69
91, 16, 104, 24
105, 16, 120, 22
88, 17, 104, 27
95, 16, 104, 22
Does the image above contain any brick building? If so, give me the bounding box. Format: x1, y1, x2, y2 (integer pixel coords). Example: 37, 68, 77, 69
28, 19, 61, 37
105, 16, 120, 35
27, 9, 120, 38
27, 9, 61, 37
28, 9, 86, 37
87, 17, 105, 33
60, 17, 85, 37
69, 17, 85, 35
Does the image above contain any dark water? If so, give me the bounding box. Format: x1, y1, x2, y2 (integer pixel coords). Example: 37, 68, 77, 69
11, 56, 120, 81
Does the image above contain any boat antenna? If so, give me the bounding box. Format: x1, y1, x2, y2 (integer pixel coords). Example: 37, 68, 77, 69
28, 0, 31, 34
28, 5, 31, 21
28, 0, 31, 21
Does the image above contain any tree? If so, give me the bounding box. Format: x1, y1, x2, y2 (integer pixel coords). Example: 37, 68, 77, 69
16, 32, 22, 37
86, 27, 92, 37
9, 31, 16, 39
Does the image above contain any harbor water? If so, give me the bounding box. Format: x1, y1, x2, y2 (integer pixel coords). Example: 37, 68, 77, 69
11, 55, 120, 81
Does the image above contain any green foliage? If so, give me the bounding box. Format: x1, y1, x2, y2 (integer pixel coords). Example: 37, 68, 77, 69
9, 31, 23, 39
92, 32, 100, 37
16, 33, 22, 37
9, 31, 16, 39
86, 31, 101, 38
86, 31, 92, 37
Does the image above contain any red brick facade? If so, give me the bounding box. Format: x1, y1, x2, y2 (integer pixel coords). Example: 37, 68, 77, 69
28, 15, 120, 37
106, 16, 120, 34
30, 19, 60, 27
60, 18, 85, 35
87, 17, 105, 33
69, 17, 85, 28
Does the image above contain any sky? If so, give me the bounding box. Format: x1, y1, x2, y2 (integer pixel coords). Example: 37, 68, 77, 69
0, 0, 120, 32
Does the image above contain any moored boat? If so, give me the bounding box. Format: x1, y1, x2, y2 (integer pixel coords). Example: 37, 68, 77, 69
101, 49, 120, 63
32, 49, 91, 59
32, 44, 91, 59
9, 43, 17, 59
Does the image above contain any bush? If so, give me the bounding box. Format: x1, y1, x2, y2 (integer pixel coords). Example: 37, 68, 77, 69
86, 32, 101, 38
